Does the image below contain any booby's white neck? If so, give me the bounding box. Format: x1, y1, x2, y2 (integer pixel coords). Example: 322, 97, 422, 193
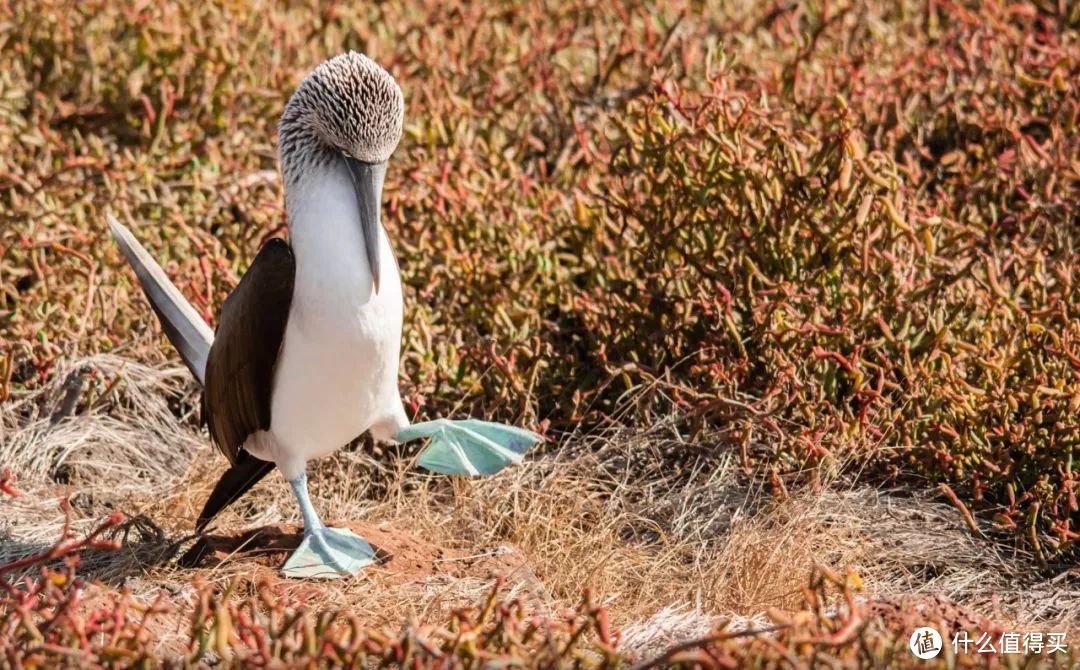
284, 161, 394, 310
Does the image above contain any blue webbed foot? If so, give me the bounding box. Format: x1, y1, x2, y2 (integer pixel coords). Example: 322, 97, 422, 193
281, 526, 376, 579
395, 419, 542, 476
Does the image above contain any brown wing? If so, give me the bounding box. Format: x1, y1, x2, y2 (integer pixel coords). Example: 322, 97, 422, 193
202, 238, 295, 465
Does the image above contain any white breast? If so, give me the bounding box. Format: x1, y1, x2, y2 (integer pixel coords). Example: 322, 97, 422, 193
252, 163, 407, 479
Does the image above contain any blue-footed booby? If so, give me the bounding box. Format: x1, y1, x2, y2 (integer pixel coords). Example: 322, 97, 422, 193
107, 52, 540, 579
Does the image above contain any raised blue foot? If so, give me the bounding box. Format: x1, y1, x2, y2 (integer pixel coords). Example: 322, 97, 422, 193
395, 419, 542, 476
282, 526, 377, 579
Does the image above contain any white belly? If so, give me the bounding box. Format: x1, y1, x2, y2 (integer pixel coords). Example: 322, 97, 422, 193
247, 164, 408, 479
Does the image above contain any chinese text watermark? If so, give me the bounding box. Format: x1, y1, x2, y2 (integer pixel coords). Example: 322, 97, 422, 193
909, 627, 1068, 659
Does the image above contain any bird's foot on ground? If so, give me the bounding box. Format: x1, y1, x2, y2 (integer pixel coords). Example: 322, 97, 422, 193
281, 526, 376, 579
395, 419, 542, 476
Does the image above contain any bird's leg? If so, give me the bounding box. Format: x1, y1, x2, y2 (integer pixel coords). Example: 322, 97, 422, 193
290, 471, 325, 535
394, 419, 542, 476
280, 471, 376, 579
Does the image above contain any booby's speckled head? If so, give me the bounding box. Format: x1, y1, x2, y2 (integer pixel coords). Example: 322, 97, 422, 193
279, 51, 404, 182
279, 52, 404, 294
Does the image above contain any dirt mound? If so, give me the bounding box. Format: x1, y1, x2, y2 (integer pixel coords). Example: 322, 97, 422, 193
180, 521, 548, 597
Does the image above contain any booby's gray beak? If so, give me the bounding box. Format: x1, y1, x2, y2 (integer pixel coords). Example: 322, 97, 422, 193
343, 157, 386, 294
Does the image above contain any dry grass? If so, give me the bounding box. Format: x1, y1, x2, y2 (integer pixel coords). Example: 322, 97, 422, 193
0, 355, 201, 488
2, 355, 1077, 652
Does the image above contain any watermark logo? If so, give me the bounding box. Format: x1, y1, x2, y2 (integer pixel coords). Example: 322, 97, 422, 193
908, 628, 1070, 659
910, 627, 943, 659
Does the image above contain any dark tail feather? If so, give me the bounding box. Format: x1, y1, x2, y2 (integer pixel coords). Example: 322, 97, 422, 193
195, 454, 275, 533
181, 457, 274, 568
